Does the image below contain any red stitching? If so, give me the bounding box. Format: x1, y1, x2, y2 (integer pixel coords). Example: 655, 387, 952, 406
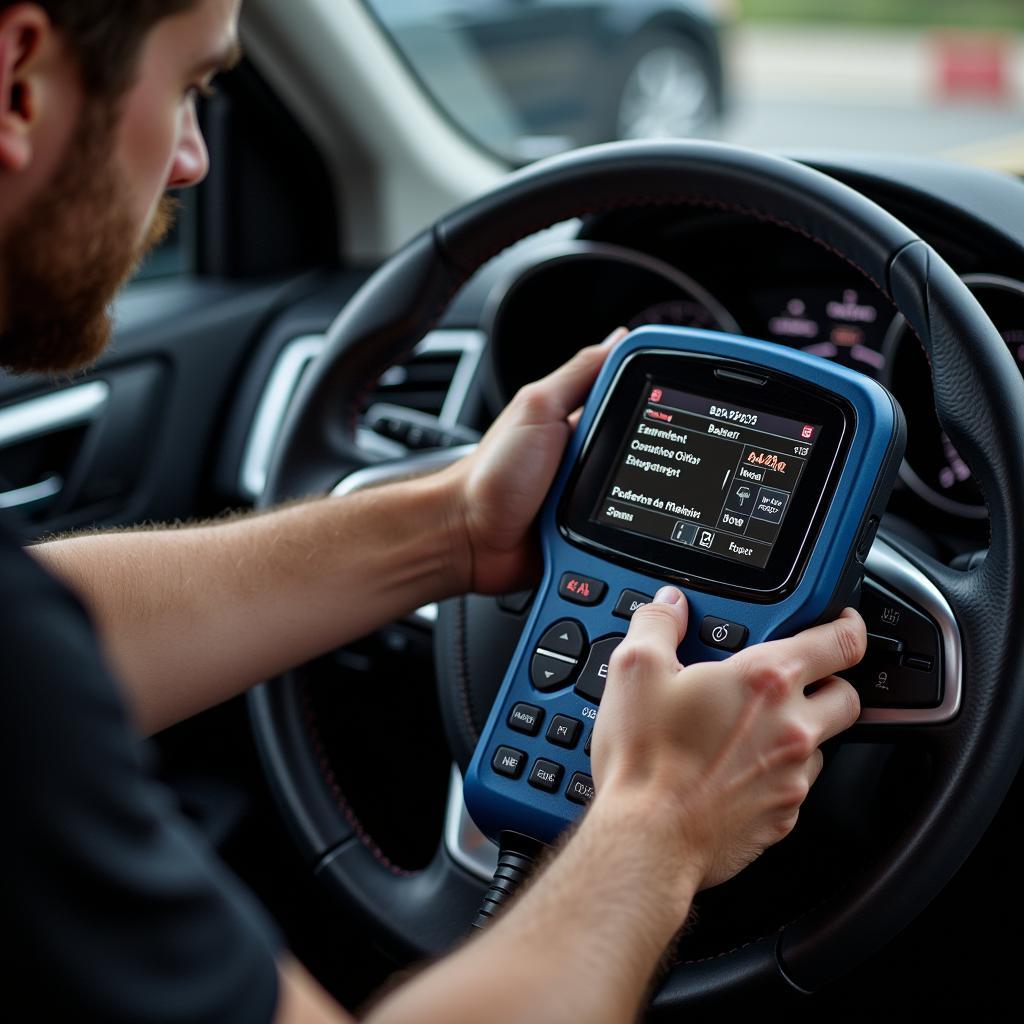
300, 679, 418, 877
440, 194, 893, 302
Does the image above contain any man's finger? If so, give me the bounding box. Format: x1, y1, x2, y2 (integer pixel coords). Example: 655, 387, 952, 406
804, 674, 862, 742
612, 586, 689, 677
523, 327, 627, 421
733, 607, 867, 694
805, 747, 825, 787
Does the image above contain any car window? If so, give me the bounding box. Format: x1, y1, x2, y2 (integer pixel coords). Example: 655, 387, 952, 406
362, 0, 1023, 172
131, 190, 197, 283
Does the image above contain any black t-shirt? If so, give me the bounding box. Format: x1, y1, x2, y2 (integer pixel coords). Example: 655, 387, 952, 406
0, 516, 280, 1022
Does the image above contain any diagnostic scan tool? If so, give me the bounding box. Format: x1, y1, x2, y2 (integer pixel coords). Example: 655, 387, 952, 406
464, 325, 906, 844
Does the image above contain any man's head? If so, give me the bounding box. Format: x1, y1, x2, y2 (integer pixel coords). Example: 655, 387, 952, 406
0, 1, 241, 374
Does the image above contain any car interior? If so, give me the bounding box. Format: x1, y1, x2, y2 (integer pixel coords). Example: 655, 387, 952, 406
3, 0, 1023, 1017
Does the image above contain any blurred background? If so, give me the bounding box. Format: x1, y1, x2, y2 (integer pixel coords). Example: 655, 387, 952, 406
363, 0, 1024, 172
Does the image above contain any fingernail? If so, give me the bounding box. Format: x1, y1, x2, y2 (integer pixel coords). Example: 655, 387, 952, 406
602, 326, 627, 347
654, 586, 682, 605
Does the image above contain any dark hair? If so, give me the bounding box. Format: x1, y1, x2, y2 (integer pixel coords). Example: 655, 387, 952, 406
1, 1, 199, 96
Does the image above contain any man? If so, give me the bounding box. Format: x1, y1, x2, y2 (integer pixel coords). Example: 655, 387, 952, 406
0, 1, 866, 1021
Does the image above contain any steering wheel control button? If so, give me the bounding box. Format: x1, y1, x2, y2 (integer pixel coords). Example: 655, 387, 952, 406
538, 621, 585, 659
530, 652, 576, 691
528, 758, 564, 793
855, 663, 940, 708
546, 714, 582, 749
852, 580, 943, 708
492, 746, 527, 779
558, 571, 607, 606
699, 616, 749, 652
867, 633, 904, 656
904, 654, 934, 671
613, 589, 653, 620
566, 773, 595, 805
508, 703, 544, 736
574, 635, 625, 704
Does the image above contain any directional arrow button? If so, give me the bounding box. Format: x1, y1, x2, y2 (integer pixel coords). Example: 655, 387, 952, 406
531, 652, 575, 692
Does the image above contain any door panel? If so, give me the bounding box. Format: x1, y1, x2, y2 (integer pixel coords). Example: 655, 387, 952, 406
0, 273, 323, 539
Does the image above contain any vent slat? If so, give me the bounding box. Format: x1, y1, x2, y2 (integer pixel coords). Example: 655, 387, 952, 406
367, 351, 461, 416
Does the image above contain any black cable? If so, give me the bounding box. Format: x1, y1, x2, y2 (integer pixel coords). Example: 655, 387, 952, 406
472, 831, 545, 930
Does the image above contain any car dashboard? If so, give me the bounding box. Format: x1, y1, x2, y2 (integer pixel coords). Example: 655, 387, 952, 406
204, 151, 1024, 1012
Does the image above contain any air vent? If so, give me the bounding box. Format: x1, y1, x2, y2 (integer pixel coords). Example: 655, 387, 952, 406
369, 351, 461, 417
365, 329, 483, 426
239, 329, 484, 501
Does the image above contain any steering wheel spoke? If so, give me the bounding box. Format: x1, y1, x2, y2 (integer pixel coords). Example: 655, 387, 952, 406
852, 536, 963, 727
330, 445, 477, 500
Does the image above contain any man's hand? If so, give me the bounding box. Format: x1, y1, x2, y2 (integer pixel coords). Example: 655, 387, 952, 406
445, 327, 627, 594
593, 587, 866, 891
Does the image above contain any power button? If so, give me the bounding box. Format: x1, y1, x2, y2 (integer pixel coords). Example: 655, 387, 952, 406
700, 616, 749, 652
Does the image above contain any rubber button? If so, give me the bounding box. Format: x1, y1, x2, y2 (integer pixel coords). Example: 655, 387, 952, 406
612, 589, 652, 620
531, 652, 575, 691
546, 714, 582, 749
574, 635, 625, 704
566, 772, 595, 805
492, 746, 526, 779
508, 703, 543, 735
538, 620, 585, 659
528, 758, 564, 792
699, 616, 749, 652
558, 572, 607, 606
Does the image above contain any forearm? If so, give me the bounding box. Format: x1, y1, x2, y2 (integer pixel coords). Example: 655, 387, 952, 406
32, 469, 469, 734
367, 791, 698, 1024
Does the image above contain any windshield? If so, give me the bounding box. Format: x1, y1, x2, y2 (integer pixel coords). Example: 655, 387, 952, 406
363, 0, 1023, 172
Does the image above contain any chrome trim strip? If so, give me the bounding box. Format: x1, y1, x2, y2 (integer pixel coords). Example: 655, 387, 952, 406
0, 381, 109, 449
535, 647, 578, 666
240, 335, 325, 501
240, 330, 485, 501
859, 538, 962, 724
422, 329, 485, 428
0, 474, 62, 511
330, 445, 476, 498
444, 764, 498, 881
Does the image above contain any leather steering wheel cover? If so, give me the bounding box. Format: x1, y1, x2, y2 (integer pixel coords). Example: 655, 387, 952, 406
250, 140, 1024, 1000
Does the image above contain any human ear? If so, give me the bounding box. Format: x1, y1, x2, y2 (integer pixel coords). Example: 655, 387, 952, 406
0, 4, 52, 172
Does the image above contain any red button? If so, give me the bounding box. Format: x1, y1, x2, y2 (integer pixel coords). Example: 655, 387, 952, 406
558, 572, 607, 606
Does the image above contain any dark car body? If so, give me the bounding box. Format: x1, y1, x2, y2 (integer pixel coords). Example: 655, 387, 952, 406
365, 0, 729, 160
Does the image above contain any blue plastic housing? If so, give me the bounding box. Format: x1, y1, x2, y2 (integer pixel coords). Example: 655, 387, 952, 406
463, 326, 903, 844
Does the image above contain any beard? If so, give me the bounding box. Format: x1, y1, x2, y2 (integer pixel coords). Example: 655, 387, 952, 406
0, 101, 177, 376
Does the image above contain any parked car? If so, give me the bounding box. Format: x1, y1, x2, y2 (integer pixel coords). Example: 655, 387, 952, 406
363, 0, 731, 161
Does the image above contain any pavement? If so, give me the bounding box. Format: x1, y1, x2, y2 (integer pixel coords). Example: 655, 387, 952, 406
719, 25, 1024, 172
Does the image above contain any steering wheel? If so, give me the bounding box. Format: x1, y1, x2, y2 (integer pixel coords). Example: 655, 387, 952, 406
248, 141, 1024, 1008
